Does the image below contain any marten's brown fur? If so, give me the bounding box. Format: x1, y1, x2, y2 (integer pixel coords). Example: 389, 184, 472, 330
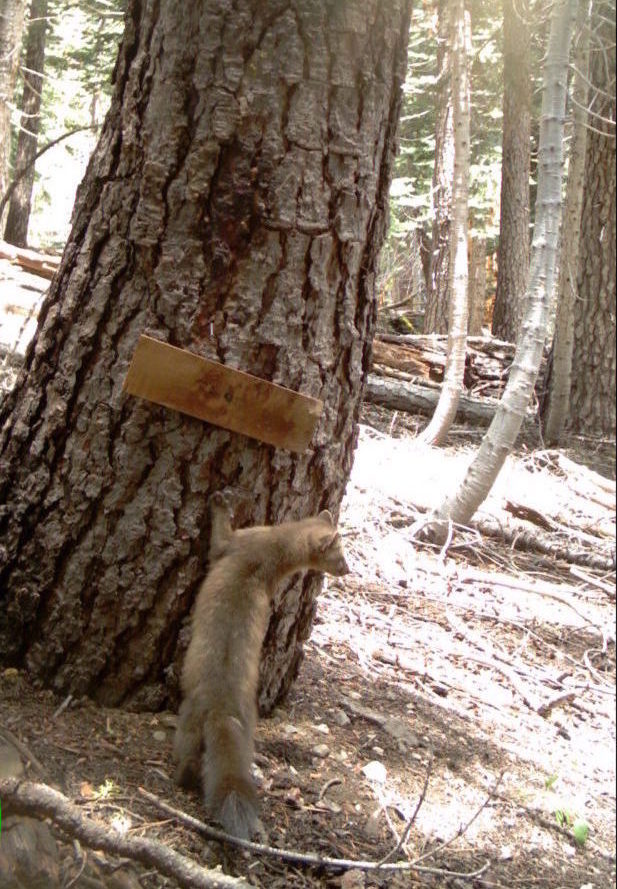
173, 493, 349, 838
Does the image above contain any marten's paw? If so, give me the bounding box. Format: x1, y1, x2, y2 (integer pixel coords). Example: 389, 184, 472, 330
217, 789, 259, 840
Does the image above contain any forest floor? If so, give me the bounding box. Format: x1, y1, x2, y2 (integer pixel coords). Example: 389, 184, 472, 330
1, 398, 615, 889
1, 255, 616, 888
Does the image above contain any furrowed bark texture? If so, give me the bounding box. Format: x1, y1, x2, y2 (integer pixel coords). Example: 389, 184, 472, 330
568, 0, 616, 436
491, 0, 531, 342
4, 0, 48, 247
424, 0, 452, 335
468, 235, 486, 336
0, 0, 411, 711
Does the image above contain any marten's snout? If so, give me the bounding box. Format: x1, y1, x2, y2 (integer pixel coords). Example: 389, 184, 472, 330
332, 554, 350, 576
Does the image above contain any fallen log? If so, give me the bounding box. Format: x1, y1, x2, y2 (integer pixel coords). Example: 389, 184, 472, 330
372, 334, 548, 401
364, 374, 497, 425
0, 240, 60, 280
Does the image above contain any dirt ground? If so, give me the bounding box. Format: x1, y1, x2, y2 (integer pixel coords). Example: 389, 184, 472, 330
0, 400, 615, 889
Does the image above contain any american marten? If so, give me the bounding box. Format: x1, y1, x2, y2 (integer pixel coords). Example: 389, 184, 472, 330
173, 492, 349, 838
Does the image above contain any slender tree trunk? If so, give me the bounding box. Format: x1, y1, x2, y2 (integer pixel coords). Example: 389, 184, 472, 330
543, 2, 591, 444
428, 0, 576, 534
0, 0, 27, 228
424, 0, 452, 334
491, 0, 531, 342
468, 235, 486, 335
419, 0, 470, 445
0, 0, 411, 712
4, 0, 48, 246
568, 0, 616, 436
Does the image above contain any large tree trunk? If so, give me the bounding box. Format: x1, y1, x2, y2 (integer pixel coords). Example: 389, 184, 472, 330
419, 0, 470, 445
428, 0, 576, 535
491, 0, 531, 342
568, 0, 616, 437
4, 0, 48, 247
424, 0, 452, 335
0, 0, 27, 227
542, 1, 591, 444
0, 0, 411, 712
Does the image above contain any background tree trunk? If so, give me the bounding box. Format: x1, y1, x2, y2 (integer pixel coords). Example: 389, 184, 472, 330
543, 2, 590, 444
419, 0, 470, 445
468, 234, 486, 335
491, 0, 531, 342
4, 0, 48, 247
568, 0, 616, 437
0, 0, 411, 712
424, 0, 452, 334
429, 0, 576, 534
0, 0, 27, 228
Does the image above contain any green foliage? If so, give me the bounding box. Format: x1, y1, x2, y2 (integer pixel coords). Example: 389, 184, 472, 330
391, 0, 504, 243
12, 0, 125, 247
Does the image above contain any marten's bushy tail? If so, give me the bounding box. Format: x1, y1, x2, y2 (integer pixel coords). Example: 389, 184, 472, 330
202, 712, 258, 840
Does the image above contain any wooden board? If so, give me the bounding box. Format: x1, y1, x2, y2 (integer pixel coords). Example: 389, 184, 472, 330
123, 335, 323, 453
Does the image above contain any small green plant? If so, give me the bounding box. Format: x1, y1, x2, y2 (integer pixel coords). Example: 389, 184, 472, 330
554, 809, 590, 846
572, 819, 590, 846
544, 773, 559, 790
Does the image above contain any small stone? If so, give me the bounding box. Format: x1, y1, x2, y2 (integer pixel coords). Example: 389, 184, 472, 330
365, 810, 382, 839
361, 760, 387, 784
311, 744, 330, 758
371, 745, 384, 755
152, 730, 166, 743
314, 723, 330, 735
333, 709, 351, 727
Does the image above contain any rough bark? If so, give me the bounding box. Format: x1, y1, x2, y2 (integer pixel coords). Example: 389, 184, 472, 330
0, 0, 27, 226
429, 0, 576, 534
424, 0, 452, 334
4, 0, 48, 247
468, 235, 486, 335
420, 0, 470, 445
0, 0, 411, 711
491, 0, 531, 342
568, 0, 616, 437
543, 2, 590, 444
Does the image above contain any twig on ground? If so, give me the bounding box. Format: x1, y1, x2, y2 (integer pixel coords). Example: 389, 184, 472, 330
0, 778, 247, 889
457, 567, 605, 630
317, 778, 342, 802
377, 752, 433, 865
53, 693, 73, 720
536, 690, 577, 717
0, 724, 45, 775
139, 786, 492, 879
408, 771, 504, 868
569, 564, 616, 598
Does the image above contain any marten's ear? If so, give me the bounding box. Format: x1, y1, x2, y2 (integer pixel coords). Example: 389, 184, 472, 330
318, 509, 334, 526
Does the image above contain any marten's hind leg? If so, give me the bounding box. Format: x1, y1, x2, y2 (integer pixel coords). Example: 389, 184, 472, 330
173, 695, 203, 790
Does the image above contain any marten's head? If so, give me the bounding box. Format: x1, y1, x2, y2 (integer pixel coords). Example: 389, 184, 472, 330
308, 510, 350, 576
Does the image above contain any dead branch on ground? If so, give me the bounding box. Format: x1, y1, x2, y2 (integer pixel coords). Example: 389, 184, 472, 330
139, 786, 493, 880
0, 778, 248, 889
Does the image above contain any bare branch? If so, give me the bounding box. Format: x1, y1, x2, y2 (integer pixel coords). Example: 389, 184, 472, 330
0, 779, 248, 889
